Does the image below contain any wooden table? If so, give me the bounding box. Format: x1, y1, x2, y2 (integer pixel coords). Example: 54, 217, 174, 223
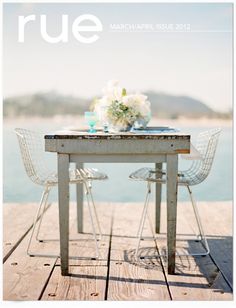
45, 130, 190, 275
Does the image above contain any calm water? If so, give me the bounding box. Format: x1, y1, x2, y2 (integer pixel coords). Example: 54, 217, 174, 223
3, 119, 233, 203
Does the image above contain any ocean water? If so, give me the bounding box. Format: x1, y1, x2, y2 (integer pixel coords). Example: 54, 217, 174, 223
3, 119, 233, 204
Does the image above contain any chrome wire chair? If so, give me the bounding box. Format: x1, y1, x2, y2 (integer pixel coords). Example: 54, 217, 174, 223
15, 128, 108, 259
129, 128, 221, 259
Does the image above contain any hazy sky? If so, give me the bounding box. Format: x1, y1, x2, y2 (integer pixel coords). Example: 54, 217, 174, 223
3, 2, 232, 112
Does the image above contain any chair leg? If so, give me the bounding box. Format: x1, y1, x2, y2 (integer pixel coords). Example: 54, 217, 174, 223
135, 184, 210, 260
35, 187, 50, 242
186, 185, 210, 255
137, 183, 152, 237
135, 183, 151, 259
84, 182, 101, 259
87, 182, 102, 239
34, 184, 102, 244
27, 187, 59, 257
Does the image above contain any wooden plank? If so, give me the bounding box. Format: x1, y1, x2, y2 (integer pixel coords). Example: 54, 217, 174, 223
3, 203, 37, 260
161, 252, 232, 300
162, 253, 232, 300
166, 154, 178, 274
41, 265, 108, 300
3, 201, 232, 301
57, 153, 70, 276
150, 201, 233, 300
182, 201, 233, 288
3, 203, 60, 300
107, 202, 171, 300
3, 201, 91, 301
41, 202, 113, 300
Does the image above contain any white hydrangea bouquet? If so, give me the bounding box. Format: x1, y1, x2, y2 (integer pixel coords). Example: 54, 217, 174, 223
93, 80, 151, 132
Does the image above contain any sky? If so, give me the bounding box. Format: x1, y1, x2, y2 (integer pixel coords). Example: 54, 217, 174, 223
3, 2, 233, 112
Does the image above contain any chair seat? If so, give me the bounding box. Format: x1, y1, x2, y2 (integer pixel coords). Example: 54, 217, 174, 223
45, 168, 108, 186
129, 167, 190, 185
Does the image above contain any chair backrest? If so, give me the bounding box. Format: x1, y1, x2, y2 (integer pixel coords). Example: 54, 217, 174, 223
15, 128, 51, 186
186, 128, 221, 185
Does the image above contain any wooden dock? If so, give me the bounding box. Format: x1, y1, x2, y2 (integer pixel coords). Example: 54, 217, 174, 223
3, 201, 233, 301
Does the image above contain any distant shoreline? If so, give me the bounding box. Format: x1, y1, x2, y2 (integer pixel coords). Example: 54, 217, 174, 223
4, 115, 232, 128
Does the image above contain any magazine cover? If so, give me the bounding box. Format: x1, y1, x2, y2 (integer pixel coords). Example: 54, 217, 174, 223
2, 0, 233, 302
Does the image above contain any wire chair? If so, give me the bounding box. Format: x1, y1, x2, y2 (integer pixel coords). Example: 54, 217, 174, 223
15, 128, 108, 259
129, 128, 221, 259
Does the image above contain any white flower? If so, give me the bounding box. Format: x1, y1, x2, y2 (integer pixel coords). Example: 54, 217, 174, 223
122, 94, 151, 118
102, 80, 123, 101
93, 81, 152, 126
94, 96, 112, 121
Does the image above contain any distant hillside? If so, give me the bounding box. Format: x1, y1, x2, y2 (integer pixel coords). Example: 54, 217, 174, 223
3, 92, 89, 117
146, 92, 215, 118
3, 91, 230, 118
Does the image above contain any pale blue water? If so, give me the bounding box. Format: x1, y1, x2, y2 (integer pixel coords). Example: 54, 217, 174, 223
3, 120, 233, 203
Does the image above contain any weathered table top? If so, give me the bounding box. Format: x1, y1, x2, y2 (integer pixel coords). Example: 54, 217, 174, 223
45, 129, 190, 141
45, 128, 191, 156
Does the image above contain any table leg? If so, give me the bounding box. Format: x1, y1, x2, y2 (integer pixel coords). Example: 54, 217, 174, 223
155, 162, 162, 233
76, 162, 84, 233
58, 153, 70, 276
166, 154, 178, 274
